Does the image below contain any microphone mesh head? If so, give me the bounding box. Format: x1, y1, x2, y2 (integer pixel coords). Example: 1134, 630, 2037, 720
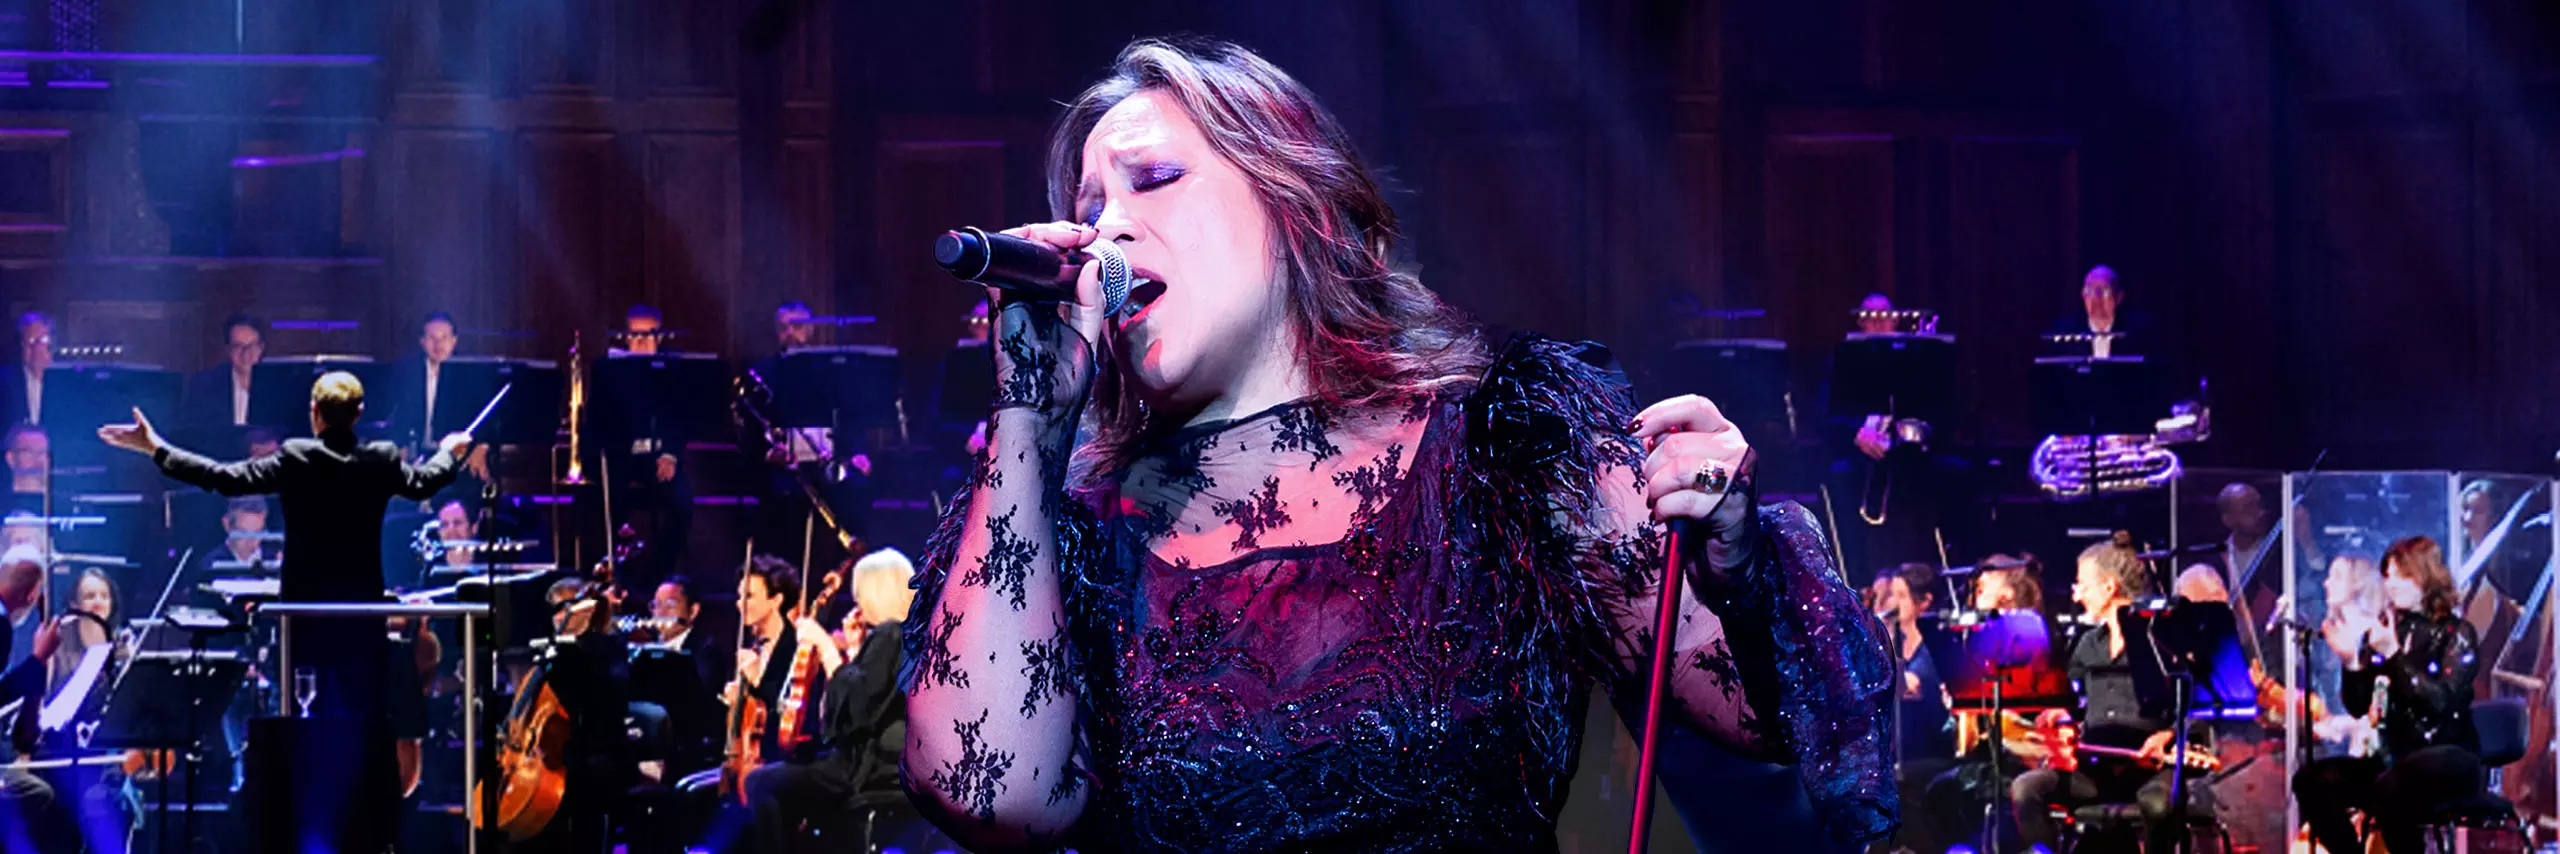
1089, 240, 1132, 317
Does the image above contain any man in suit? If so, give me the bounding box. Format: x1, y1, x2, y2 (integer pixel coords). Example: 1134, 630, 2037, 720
5, 311, 50, 428
2044, 265, 2160, 359
180, 313, 268, 433
383, 310, 461, 450
99, 369, 469, 852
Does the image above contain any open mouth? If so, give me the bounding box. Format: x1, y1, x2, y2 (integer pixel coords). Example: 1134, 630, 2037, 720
1119, 276, 1169, 332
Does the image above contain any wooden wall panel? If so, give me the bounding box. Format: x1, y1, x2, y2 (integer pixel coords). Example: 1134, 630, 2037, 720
778, 140, 834, 319
0, 126, 70, 257
518, 0, 613, 96
2287, 129, 2474, 460
513, 132, 636, 359
871, 137, 1012, 411
387, 129, 499, 350
641, 0, 736, 97
1762, 136, 1896, 397
1941, 137, 2080, 444
640, 134, 741, 358
1419, 131, 1589, 339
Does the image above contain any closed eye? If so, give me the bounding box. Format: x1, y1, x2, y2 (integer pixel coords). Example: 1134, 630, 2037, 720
1131, 162, 1186, 193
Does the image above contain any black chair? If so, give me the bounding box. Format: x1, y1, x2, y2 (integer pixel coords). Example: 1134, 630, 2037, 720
2065, 798, 2230, 854
792, 790, 930, 854
2419, 697, 2529, 852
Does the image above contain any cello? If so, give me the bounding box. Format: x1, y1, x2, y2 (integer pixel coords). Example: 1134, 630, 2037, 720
470, 561, 618, 839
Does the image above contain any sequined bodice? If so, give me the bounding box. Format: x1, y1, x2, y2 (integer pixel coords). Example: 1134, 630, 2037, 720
1066, 397, 1581, 851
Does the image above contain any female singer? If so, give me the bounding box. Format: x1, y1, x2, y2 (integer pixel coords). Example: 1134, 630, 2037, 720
898, 38, 1891, 852
2294, 536, 2479, 854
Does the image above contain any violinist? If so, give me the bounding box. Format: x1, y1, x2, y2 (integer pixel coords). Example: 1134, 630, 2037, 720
743, 547, 913, 852
689, 555, 840, 835
646, 576, 726, 694
729, 557, 842, 760
0, 544, 72, 848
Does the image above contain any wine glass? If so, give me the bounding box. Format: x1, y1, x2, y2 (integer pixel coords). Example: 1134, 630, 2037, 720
293, 667, 318, 718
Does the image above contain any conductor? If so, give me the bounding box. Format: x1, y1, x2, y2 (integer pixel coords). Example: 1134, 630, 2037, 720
96, 370, 471, 851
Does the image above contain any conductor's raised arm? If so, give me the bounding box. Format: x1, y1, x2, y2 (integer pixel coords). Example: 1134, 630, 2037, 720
101, 407, 287, 496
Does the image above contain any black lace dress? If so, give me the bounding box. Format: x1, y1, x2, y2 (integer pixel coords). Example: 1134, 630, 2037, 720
900, 335, 1895, 852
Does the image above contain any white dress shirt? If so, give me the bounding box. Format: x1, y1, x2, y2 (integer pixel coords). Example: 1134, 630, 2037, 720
21, 367, 38, 424
424, 362, 441, 436
231, 373, 250, 425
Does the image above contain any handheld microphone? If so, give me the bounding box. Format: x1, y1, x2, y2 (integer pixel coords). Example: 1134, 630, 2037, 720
934, 227, 1134, 316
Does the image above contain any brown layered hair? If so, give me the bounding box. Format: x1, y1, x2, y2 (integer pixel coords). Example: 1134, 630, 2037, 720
1048, 38, 1487, 473
2382, 535, 2456, 620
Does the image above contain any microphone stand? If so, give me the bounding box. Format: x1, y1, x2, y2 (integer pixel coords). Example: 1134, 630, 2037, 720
1628, 451, 1752, 854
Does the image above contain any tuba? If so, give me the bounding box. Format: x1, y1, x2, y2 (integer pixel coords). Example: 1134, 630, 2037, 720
2028, 401, 2209, 499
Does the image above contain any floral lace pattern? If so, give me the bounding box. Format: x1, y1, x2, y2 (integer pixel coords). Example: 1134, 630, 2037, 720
901, 335, 1896, 852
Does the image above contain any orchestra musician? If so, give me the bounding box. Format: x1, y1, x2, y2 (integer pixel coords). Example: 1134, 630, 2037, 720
1874, 562, 1956, 853
96, 369, 470, 853
2009, 534, 2217, 850
747, 300, 876, 564
1973, 554, 2045, 613
5, 310, 48, 428
6, 424, 44, 503
1915, 554, 2049, 850
2043, 266, 2158, 359
2293, 536, 2482, 854
598, 303, 694, 593
179, 313, 268, 431
221, 496, 276, 564
742, 547, 913, 852
383, 311, 463, 449
646, 575, 726, 694
0, 544, 73, 850
514, 576, 637, 854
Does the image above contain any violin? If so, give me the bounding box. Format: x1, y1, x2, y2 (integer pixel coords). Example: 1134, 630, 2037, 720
771, 566, 845, 753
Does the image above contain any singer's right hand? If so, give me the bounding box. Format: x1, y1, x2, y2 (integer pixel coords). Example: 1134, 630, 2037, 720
988, 221, 1111, 425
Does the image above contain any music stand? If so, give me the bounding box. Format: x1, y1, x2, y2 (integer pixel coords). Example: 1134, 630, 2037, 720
435, 357, 563, 448
592, 353, 730, 451
768, 346, 903, 432
1663, 339, 1792, 437
1829, 333, 1957, 427
42, 362, 180, 457
2028, 356, 2168, 438
90, 648, 248, 852
251, 356, 388, 430
628, 646, 716, 764
1923, 610, 2071, 854
2120, 599, 2254, 854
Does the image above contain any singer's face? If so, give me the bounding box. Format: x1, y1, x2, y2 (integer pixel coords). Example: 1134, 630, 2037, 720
1079, 89, 1286, 408
2383, 561, 2423, 611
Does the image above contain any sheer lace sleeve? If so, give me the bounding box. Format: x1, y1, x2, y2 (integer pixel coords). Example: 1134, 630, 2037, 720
898, 413, 1100, 852
1468, 335, 1899, 845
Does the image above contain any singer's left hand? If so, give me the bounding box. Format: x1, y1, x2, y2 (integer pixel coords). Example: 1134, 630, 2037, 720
1632, 394, 1753, 529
